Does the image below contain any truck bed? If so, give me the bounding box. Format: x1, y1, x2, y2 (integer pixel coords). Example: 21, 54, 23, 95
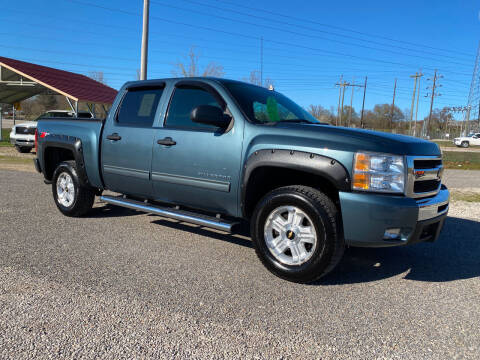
36, 117, 104, 188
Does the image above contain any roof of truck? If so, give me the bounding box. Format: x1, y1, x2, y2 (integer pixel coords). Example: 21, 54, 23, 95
0, 56, 118, 105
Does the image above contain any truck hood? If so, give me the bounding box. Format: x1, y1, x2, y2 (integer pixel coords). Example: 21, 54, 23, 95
274, 123, 441, 156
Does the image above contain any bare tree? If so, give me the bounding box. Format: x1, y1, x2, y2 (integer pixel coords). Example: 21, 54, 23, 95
89, 71, 106, 85
308, 105, 334, 123
172, 47, 224, 77
243, 70, 274, 88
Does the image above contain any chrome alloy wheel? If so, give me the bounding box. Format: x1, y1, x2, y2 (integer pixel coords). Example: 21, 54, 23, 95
264, 206, 317, 266
56, 172, 75, 207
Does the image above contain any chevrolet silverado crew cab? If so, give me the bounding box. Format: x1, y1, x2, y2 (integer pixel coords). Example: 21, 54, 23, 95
34, 78, 449, 283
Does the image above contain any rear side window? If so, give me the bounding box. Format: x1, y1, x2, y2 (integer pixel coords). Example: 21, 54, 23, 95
165, 87, 221, 130
117, 87, 164, 126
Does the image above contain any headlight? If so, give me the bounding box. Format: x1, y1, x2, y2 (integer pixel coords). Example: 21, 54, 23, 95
352, 152, 405, 193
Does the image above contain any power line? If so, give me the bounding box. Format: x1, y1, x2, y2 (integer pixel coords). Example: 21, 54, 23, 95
205, 0, 474, 58
168, 0, 474, 62
149, 0, 473, 68
65, 0, 474, 76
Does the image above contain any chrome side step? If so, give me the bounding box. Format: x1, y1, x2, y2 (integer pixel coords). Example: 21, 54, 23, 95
100, 195, 237, 232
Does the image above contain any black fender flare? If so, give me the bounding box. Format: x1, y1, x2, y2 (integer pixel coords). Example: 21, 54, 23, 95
241, 149, 351, 216
40, 134, 90, 187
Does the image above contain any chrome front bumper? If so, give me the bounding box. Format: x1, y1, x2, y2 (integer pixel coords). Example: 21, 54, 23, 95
417, 187, 449, 221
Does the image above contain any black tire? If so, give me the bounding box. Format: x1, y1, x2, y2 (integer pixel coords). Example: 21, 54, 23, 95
250, 185, 344, 283
16, 146, 31, 153
461, 141, 469, 148
51, 160, 95, 217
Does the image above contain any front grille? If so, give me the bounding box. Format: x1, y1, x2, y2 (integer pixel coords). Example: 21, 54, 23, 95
414, 159, 442, 169
15, 126, 35, 135
414, 179, 441, 193
406, 156, 443, 198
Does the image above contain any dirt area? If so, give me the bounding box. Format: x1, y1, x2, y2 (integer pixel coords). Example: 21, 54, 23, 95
0, 147, 36, 158
0, 147, 36, 173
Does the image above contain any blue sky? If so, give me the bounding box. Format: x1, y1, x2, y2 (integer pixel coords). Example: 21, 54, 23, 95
1, 0, 479, 120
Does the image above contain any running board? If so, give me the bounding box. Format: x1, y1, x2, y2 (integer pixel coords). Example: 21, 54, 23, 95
100, 195, 237, 232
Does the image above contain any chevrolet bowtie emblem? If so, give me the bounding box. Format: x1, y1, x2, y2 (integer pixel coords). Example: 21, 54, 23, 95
414, 170, 425, 179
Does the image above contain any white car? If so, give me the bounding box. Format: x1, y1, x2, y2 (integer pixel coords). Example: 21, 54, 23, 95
453, 133, 480, 148
9, 110, 92, 153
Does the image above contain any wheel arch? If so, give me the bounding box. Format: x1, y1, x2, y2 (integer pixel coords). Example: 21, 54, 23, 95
41, 136, 89, 187
241, 149, 351, 218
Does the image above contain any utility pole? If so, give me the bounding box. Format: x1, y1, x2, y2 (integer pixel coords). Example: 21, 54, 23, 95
348, 78, 355, 127
340, 82, 347, 127
336, 86, 342, 126
336, 77, 364, 127
360, 76, 367, 128
477, 102, 480, 131
413, 74, 422, 137
260, 37, 263, 86
336, 76, 348, 126
465, 41, 480, 134
426, 70, 442, 138
390, 78, 397, 131
140, 0, 150, 80
409, 72, 421, 134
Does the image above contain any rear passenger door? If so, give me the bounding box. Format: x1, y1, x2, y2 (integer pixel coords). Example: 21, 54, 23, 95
101, 85, 164, 197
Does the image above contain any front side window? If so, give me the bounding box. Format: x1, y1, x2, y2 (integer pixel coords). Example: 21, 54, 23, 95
222, 80, 319, 125
117, 87, 164, 127
165, 86, 222, 130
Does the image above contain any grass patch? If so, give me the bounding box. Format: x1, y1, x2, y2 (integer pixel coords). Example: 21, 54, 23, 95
0, 155, 33, 165
433, 140, 453, 147
450, 191, 480, 202
442, 151, 480, 170
0, 129, 12, 147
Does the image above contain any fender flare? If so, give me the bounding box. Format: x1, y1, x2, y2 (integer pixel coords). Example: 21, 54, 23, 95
241, 149, 351, 215
41, 134, 90, 187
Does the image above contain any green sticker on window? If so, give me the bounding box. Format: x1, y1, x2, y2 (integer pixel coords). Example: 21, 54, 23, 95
266, 97, 280, 122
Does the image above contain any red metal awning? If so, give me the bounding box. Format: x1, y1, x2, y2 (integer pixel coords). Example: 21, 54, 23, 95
0, 56, 118, 105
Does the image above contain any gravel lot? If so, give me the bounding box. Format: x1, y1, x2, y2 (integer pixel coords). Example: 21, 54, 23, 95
1, 170, 479, 359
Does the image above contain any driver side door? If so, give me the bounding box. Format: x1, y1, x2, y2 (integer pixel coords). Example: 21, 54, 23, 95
150, 82, 243, 216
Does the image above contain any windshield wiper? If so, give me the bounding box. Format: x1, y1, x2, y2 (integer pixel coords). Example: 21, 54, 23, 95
276, 119, 315, 124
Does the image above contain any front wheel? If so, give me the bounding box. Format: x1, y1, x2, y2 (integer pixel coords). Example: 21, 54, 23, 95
52, 161, 95, 217
250, 185, 344, 283
461, 141, 469, 148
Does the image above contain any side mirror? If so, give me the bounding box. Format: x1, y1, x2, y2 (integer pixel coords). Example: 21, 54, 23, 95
190, 105, 231, 128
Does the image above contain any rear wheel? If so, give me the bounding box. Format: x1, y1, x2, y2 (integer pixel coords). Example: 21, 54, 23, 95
52, 161, 95, 217
461, 141, 469, 148
250, 185, 344, 283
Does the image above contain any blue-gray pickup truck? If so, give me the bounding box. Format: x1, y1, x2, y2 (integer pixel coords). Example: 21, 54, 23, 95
34, 78, 449, 282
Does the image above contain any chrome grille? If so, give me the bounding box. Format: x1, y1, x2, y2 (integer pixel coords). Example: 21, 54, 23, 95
406, 156, 443, 198
15, 126, 36, 135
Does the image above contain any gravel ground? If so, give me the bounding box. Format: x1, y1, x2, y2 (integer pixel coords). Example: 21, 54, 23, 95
442, 170, 480, 189
1, 170, 480, 359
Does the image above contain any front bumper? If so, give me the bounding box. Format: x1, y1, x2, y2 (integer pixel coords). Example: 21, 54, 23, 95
10, 138, 34, 147
339, 187, 449, 247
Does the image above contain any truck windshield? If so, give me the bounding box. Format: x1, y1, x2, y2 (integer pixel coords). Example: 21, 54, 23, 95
222, 81, 320, 125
